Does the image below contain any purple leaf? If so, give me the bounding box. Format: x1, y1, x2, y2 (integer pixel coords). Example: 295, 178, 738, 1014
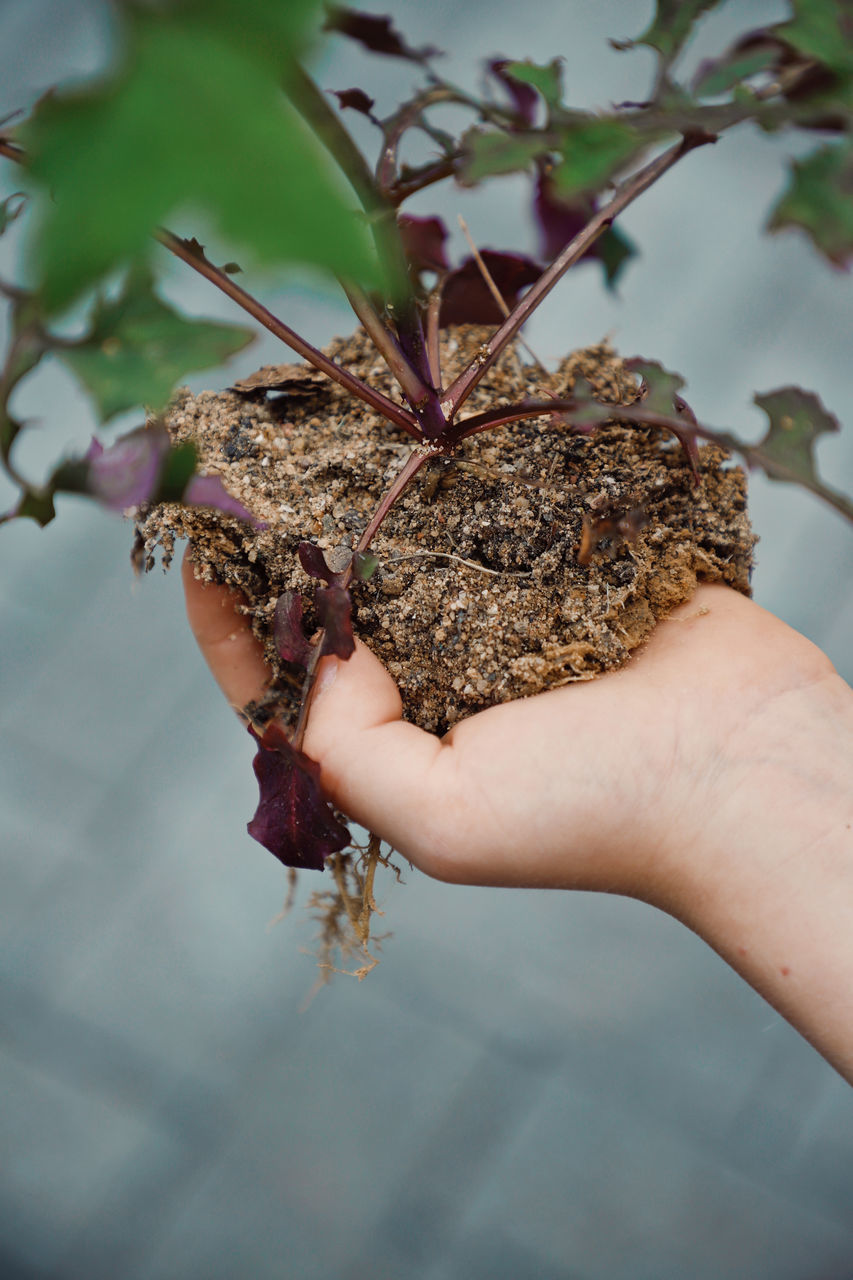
274, 591, 313, 667
332, 87, 376, 116
533, 173, 637, 288
184, 473, 265, 527
398, 213, 450, 274
317, 584, 355, 660
298, 540, 335, 584
488, 59, 540, 127
323, 7, 439, 62
534, 173, 589, 261
85, 429, 169, 510
439, 251, 541, 326
247, 724, 349, 871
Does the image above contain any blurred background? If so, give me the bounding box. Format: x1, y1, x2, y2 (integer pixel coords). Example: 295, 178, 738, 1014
1, 1, 852, 1277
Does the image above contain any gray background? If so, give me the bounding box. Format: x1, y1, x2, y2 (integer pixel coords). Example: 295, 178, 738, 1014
1, 1, 852, 1277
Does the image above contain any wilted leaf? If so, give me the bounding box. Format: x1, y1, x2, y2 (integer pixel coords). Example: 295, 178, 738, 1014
229, 363, 330, 399
578, 504, 646, 566
24, 0, 377, 311
768, 142, 853, 267
247, 722, 349, 870
317, 584, 355, 659
56, 266, 254, 421
274, 590, 313, 667
323, 7, 439, 61
332, 87, 376, 115
439, 251, 541, 326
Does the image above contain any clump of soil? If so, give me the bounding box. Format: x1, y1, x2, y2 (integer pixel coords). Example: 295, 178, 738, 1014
137, 326, 755, 734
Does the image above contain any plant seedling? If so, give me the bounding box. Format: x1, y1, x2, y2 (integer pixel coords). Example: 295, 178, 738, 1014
1, 0, 851, 973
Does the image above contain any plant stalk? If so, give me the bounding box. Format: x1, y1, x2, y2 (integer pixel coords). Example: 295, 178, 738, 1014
291, 447, 428, 748
158, 230, 420, 437
340, 278, 433, 408
442, 135, 709, 417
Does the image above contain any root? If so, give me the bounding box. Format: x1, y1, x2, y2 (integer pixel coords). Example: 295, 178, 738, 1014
304, 834, 404, 985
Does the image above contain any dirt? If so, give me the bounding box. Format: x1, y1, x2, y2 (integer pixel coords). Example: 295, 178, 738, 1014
136, 325, 755, 735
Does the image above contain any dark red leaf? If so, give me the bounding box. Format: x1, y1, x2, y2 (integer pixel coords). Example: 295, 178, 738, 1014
488, 59, 540, 127
274, 590, 313, 667
398, 213, 450, 274
298, 540, 335, 584
317, 585, 355, 659
534, 173, 589, 261
439, 251, 541, 326
323, 7, 439, 62
332, 87, 376, 115
534, 173, 637, 287
247, 723, 349, 871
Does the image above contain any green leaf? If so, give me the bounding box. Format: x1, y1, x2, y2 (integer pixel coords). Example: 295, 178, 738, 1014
694, 47, 780, 98
597, 225, 637, 289
624, 358, 700, 474
634, 1, 727, 64
768, 142, 853, 267
24, 0, 377, 312
56, 266, 254, 421
13, 488, 56, 527
780, 0, 853, 77
752, 386, 839, 488
551, 119, 645, 200
503, 59, 564, 114
625, 358, 686, 412
460, 129, 547, 183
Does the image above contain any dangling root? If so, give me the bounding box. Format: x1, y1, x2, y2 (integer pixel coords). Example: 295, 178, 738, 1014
304, 834, 403, 983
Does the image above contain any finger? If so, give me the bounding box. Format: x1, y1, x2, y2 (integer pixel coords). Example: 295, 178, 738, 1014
183, 548, 452, 865
303, 644, 451, 869
182, 546, 270, 711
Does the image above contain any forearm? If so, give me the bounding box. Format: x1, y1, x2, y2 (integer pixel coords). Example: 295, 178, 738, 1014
663, 666, 853, 1081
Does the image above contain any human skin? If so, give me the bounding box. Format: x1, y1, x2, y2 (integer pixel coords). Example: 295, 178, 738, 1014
183, 550, 853, 1083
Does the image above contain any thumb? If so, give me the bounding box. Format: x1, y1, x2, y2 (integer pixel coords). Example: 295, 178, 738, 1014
303, 642, 448, 862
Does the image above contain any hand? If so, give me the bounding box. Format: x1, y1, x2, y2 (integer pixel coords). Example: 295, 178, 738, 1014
183, 548, 853, 1081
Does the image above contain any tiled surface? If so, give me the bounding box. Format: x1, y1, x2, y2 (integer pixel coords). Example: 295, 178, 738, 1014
2, 2, 853, 1278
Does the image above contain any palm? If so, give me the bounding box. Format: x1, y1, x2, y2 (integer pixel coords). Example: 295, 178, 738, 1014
184, 555, 833, 902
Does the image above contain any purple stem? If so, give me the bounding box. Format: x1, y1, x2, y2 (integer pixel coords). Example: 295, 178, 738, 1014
441, 136, 709, 418
159, 230, 421, 438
